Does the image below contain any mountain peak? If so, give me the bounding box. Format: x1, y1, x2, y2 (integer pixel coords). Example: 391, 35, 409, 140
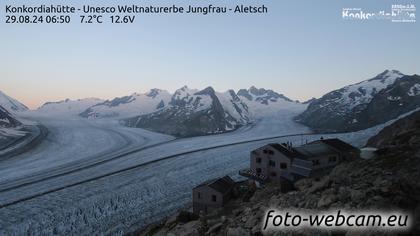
237, 87, 294, 103
249, 85, 258, 90
249, 86, 265, 96
173, 86, 196, 95
195, 86, 216, 96
147, 88, 162, 98
376, 69, 404, 80
296, 70, 419, 133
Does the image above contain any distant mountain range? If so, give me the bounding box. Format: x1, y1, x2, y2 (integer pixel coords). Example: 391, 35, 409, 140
295, 70, 420, 132
123, 86, 303, 137
37, 86, 302, 137
79, 89, 171, 118
3, 69, 418, 137
38, 98, 104, 116
125, 86, 253, 137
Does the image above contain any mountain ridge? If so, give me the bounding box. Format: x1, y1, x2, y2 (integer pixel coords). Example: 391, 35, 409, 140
295, 70, 420, 132
124, 86, 254, 137
0, 90, 28, 112
38, 98, 104, 116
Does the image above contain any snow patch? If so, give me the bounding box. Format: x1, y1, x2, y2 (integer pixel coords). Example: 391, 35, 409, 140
387, 96, 401, 101
408, 83, 420, 96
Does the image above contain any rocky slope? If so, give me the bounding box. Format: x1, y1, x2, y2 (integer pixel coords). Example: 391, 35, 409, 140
138, 112, 420, 235
366, 109, 420, 148
0, 90, 28, 112
0, 106, 21, 128
295, 70, 420, 132
124, 86, 250, 137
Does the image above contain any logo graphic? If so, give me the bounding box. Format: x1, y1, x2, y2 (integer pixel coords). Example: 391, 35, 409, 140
342, 5, 416, 22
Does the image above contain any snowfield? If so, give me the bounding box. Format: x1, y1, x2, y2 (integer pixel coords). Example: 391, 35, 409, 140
0, 107, 409, 235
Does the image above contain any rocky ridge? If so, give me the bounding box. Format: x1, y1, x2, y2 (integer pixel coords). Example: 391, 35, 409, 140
295, 70, 420, 133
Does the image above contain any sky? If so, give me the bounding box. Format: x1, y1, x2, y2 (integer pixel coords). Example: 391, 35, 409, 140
1, 0, 419, 109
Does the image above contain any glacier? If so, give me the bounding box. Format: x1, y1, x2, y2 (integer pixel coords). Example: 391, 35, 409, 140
0, 105, 401, 235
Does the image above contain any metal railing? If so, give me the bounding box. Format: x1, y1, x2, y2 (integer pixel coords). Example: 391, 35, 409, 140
239, 169, 267, 182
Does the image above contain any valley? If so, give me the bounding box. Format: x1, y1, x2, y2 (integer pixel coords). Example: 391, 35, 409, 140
0, 106, 394, 235
0, 70, 419, 234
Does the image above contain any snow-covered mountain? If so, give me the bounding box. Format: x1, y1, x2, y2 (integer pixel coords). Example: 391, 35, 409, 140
238, 86, 294, 103
237, 86, 304, 117
125, 86, 251, 137
295, 70, 420, 132
80, 89, 171, 118
75, 85, 303, 136
38, 98, 104, 116
0, 105, 21, 128
0, 90, 28, 112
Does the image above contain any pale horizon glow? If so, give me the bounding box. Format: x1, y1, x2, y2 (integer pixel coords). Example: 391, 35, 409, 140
1, 0, 419, 109
1, 70, 417, 110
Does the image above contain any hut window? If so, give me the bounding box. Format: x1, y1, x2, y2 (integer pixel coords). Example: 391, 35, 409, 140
269, 160, 275, 167
256, 157, 261, 163
212, 195, 217, 202
329, 156, 337, 162
280, 163, 287, 169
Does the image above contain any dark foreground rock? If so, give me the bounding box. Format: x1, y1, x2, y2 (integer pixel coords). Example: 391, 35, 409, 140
366, 109, 420, 149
